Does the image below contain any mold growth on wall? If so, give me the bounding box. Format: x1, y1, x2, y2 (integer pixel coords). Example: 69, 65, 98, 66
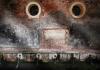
0, 0, 100, 53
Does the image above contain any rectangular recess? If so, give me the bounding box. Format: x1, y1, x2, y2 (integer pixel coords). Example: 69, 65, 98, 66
41, 28, 69, 49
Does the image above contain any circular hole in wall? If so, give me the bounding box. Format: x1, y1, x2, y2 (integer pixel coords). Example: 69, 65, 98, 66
26, 2, 41, 18
70, 2, 86, 18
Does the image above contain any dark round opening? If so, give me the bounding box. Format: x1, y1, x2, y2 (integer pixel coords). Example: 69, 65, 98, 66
29, 4, 39, 16
72, 5, 81, 16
